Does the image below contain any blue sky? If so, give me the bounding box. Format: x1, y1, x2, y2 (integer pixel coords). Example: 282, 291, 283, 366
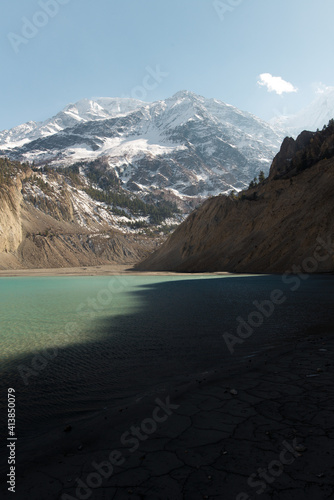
1, 0, 334, 130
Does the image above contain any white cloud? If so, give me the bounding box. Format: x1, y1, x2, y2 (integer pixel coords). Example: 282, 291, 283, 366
257, 73, 298, 95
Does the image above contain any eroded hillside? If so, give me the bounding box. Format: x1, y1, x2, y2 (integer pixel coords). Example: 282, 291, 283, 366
0, 158, 169, 269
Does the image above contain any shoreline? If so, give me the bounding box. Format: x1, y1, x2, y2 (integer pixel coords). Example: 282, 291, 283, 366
0, 263, 232, 278
0, 263, 333, 278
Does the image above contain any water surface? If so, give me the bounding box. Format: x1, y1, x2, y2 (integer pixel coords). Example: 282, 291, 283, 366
1, 274, 333, 441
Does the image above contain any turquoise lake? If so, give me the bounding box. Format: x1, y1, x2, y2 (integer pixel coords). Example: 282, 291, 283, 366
0, 275, 222, 365
0, 274, 333, 439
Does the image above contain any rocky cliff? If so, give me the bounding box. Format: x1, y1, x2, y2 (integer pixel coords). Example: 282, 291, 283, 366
137, 123, 334, 273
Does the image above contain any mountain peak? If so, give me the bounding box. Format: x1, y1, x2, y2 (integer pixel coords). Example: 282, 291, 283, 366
0, 91, 284, 206
170, 90, 201, 101
271, 86, 334, 137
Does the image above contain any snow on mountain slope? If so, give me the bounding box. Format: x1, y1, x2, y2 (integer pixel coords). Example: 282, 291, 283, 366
271, 87, 334, 137
0, 97, 146, 149
0, 91, 284, 206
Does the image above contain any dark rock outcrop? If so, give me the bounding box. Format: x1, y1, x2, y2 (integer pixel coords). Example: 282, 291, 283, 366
270, 122, 334, 179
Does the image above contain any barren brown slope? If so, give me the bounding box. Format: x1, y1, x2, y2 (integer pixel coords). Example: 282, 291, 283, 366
137, 127, 334, 273
0, 162, 158, 270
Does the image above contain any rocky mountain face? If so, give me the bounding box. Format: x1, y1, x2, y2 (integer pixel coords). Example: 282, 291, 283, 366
137, 122, 334, 273
0, 158, 163, 270
0, 98, 146, 149
0, 92, 284, 209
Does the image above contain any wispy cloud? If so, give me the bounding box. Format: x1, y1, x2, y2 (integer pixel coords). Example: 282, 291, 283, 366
258, 73, 298, 95
314, 82, 334, 94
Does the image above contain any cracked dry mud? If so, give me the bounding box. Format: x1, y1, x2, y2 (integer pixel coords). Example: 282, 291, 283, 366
14, 334, 334, 500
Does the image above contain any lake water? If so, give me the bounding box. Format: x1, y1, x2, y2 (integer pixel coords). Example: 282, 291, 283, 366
1, 274, 333, 442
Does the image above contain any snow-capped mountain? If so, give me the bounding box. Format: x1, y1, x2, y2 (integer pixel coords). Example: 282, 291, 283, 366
0, 91, 284, 204
271, 87, 334, 137
0, 97, 146, 149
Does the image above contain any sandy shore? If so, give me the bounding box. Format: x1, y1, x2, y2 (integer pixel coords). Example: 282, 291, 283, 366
7, 330, 334, 500
0, 263, 231, 277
